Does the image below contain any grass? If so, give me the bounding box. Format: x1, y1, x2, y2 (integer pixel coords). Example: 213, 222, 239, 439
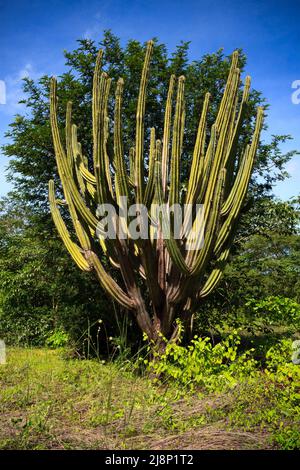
0, 346, 299, 450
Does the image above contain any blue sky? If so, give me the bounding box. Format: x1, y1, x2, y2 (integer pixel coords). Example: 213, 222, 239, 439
0, 0, 299, 199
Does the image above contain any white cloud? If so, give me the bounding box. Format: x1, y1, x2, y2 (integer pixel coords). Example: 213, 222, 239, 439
0, 63, 43, 116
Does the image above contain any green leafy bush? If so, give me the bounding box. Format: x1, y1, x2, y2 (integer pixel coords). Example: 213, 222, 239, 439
222, 338, 300, 449
45, 330, 70, 349
146, 330, 257, 392
245, 296, 300, 326
273, 427, 300, 450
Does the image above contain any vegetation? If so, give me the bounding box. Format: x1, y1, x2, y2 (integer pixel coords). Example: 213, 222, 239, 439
0, 336, 299, 450
0, 31, 299, 450
1, 31, 296, 349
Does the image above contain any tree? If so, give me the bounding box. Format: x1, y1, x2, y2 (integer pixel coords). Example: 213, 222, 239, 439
194, 197, 300, 332
0, 196, 121, 349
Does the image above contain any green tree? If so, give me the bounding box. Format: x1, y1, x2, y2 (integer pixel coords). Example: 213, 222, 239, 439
194, 197, 300, 333
0, 197, 122, 349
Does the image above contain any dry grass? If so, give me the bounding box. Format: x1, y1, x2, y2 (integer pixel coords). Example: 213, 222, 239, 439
0, 348, 273, 450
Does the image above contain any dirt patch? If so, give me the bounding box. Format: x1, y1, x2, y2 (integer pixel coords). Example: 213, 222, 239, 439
149, 423, 271, 450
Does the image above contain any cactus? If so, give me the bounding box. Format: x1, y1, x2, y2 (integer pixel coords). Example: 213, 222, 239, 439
49, 41, 263, 347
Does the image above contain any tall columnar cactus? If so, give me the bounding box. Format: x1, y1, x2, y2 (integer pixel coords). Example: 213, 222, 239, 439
49, 41, 263, 347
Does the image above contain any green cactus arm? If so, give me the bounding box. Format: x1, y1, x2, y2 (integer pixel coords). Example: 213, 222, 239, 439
129, 147, 135, 185
87, 251, 135, 310
197, 124, 217, 203
179, 105, 185, 167
49, 180, 91, 272
131, 139, 164, 309
50, 77, 99, 231
189, 168, 226, 277
92, 59, 112, 204
64, 109, 93, 251
168, 168, 226, 304
71, 127, 89, 171
103, 78, 114, 197
79, 163, 97, 185
200, 68, 240, 221
158, 76, 175, 290
214, 107, 264, 256
184, 124, 217, 268
198, 247, 230, 298
65, 101, 75, 170
198, 70, 249, 206
169, 76, 185, 207
215, 50, 239, 132
198, 65, 240, 206
221, 145, 249, 216
55, 198, 67, 206
155, 150, 190, 276
71, 123, 93, 187
114, 77, 130, 202
162, 75, 176, 195
67, 120, 88, 200
135, 40, 153, 203
186, 92, 210, 205
222, 75, 251, 190
69, 114, 98, 208
144, 127, 156, 207
51, 87, 92, 250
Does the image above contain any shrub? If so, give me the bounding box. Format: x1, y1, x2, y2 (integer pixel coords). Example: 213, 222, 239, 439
146, 330, 257, 392
45, 329, 70, 349
245, 296, 300, 327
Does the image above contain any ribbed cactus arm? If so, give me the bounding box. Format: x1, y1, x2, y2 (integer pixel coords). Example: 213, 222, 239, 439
92, 49, 113, 204
189, 168, 226, 277
79, 164, 97, 186
87, 251, 135, 310
144, 127, 156, 207
169, 76, 185, 207
223, 75, 251, 171
215, 50, 239, 132
49, 180, 91, 272
103, 79, 114, 197
55, 103, 92, 251
198, 247, 230, 298
221, 145, 249, 217
197, 124, 217, 203
70, 124, 88, 196
186, 92, 210, 205
201, 68, 240, 220
94, 72, 113, 204
155, 154, 191, 276
50, 77, 99, 232
214, 107, 264, 256
50, 184, 135, 310
162, 75, 176, 195
135, 40, 153, 203
168, 168, 226, 304
114, 77, 130, 202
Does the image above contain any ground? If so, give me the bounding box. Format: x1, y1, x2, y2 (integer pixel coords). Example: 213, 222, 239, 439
0, 348, 296, 450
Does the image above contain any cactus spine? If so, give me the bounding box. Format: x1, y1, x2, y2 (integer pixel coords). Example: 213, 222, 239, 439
49, 41, 263, 345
